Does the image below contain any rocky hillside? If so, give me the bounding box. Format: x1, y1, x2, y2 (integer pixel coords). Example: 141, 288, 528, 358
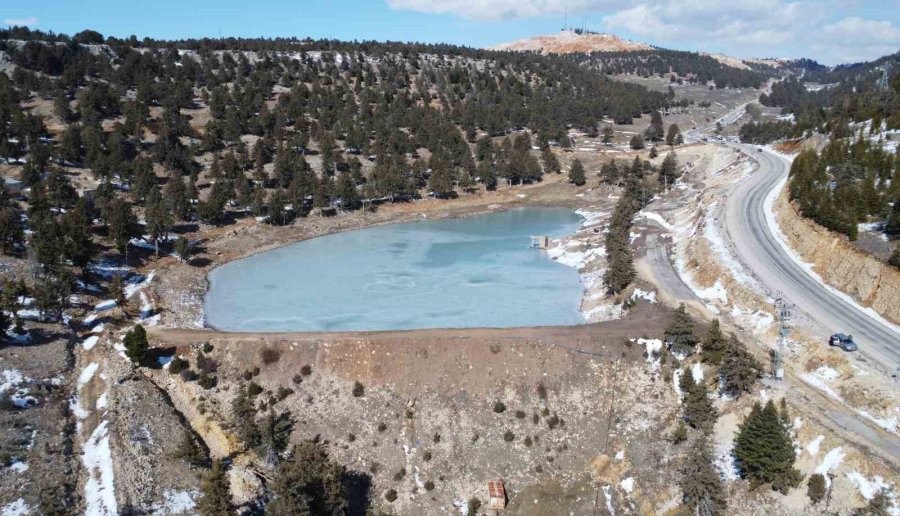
494, 30, 652, 54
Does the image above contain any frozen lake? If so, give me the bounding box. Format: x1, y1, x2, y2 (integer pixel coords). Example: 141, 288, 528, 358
204, 207, 585, 332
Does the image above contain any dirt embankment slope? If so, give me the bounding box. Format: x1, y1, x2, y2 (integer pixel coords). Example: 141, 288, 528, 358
774, 190, 900, 325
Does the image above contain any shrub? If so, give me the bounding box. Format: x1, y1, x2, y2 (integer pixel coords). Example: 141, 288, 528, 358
547, 413, 560, 430
423, 451, 432, 461
260, 347, 280, 365
424, 480, 435, 491
503, 430, 515, 442
536, 381, 547, 400
196, 353, 218, 375
300, 364, 312, 376
347, 433, 356, 442
180, 368, 197, 381
467, 498, 482, 516
807, 473, 826, 504
524, 436, 533, 447
247, 382, 263, 396
377, 422, 387, 433
493, 401, 506, 413
515, 410, 526, 419
202, 342, 214, 353
276, 387, 294, 401
242, 370, 253, 381
672, 421, 688, 444
292, 374, 303, 385
385, 489, 398, 502
352, 381, 365, 397
393, 468, 406, 481
168, 356, 188, 375
432, 433, 440, 444
198, 372, 218, 389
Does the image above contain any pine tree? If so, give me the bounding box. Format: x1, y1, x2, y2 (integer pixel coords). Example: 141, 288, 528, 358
603, 246, 635, 294
232, 385, 260, 448
541, 147, 561, 174
719, 335, 762, 398
172, 430, 207, 467
733, 401, 801, 493
683, 371, 717, 433
144, 187, 172, 256
629, 134, 645, 150
267, 440, 348, 515
427, 157, 455, 198
197, 460, 233, 515
109, 274, 126, 307
666, 123, 681, 146
680, 434, 727, 516
601, 125, 614, 145
123, 324, 149, 365
106, 198, 138, 258
660, 152, 679, 188
257, 409, 293, 467
647, 110, 665, 141
174, 236, 191, 263
477, 160, 497, 191
568, 159, 586, 186
807, 473, 826, 504
336, 172, 359, 210
679, 365, 696, 397
700, 319, 728, 365
649, 146, 658, 159
60, 201, 96, 269
666, 304, 698, 355
0, 189, 24, 255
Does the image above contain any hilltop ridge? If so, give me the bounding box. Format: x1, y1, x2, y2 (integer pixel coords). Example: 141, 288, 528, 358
493, 29, 652, 54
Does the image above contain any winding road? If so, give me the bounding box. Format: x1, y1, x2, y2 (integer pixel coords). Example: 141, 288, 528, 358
724, 144, 900, 373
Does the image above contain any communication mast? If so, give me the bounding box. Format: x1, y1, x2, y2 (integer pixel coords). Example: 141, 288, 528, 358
773, 295, 793, 380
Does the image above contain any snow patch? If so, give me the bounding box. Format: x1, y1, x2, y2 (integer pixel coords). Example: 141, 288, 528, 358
637, 211, 674, 231
695, 280, 728, 304
78, 363, 99, 388
635, 338, 663, 372
152, 490, 197, 515
806, 435, 824, 456
82, 420, 118, 515
620, 477, 634, 494
814, 447, 845, 484
82, 336, 100, 351
631, 289, 657, 303
1, 499, 31, 516
691, 363, 704, 382
846, 471, 899, 514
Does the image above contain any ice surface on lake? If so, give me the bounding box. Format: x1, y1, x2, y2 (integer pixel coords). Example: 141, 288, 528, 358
205, 208, 585, 331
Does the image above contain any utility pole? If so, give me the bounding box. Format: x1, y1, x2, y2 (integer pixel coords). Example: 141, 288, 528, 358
773, 295, 792, 380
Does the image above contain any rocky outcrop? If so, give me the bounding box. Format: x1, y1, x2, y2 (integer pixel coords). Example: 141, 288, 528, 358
775, 190, 900, 325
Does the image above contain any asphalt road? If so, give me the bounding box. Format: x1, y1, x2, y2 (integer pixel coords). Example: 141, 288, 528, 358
724, 144, 900, 374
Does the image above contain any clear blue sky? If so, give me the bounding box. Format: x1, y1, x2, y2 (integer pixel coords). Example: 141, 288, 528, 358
4, 0, 899, 65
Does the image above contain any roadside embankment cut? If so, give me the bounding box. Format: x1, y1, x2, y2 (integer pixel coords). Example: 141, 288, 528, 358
774, 189, 900, 325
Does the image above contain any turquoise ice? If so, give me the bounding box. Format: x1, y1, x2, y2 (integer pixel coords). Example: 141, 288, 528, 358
204, 207, 585, 331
